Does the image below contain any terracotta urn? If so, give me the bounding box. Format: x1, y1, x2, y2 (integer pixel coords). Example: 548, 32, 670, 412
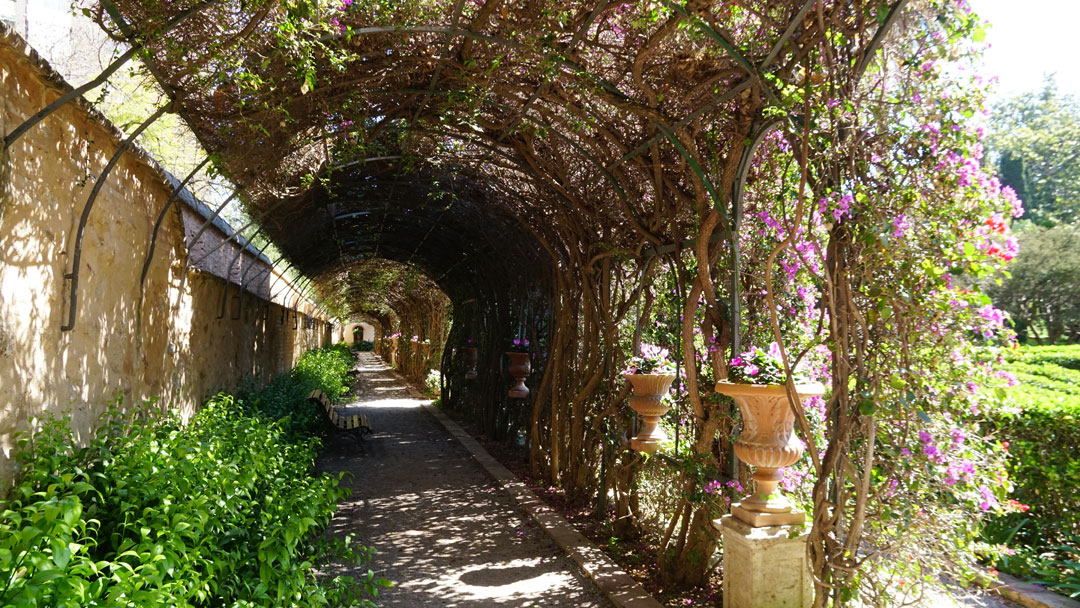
462, 346, 478, 380
624, 374, 677, 454
506, 352, 531, 398
714, 381, 824, 525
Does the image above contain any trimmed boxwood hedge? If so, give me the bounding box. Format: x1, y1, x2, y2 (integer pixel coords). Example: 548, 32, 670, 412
995, 346, 1080, 540
0, 344, 386, 607
986, 345, 1080, 596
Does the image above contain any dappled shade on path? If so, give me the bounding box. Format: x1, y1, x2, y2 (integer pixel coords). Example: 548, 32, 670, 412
316, 353, 609, 607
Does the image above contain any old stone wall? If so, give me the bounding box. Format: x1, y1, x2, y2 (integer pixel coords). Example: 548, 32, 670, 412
0, 28, 332, 484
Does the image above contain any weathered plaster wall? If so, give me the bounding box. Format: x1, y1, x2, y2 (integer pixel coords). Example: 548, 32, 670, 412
341, 322, 375, 344
0, 28, 332, 484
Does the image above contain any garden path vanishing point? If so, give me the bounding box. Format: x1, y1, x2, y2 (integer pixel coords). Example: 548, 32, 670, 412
316, 352, 611, 607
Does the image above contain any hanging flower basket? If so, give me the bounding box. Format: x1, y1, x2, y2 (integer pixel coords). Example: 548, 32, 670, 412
714, 380, 825, 525
462, 346, 478, 380
505, 351, 531, 398
624, 373, 677, 454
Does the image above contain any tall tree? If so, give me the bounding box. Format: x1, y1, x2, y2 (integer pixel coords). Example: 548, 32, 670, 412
985, 223, 1080, 344
988, 79, 1080, 225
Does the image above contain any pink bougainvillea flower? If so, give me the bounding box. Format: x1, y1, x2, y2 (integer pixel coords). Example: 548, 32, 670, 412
985, 213, 1007, 234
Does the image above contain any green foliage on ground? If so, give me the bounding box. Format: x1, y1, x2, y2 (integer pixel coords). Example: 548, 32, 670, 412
242, 343, 355, 440
354, 340, 375, 352
0, 344, 385, 607
1002, 345, 1080, 415
985, 345, 1080, 596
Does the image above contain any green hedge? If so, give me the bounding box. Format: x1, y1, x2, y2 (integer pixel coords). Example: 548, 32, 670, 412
987, 345, 1080, 596
0, 344, 384, 607
241, 343, 355, 441
997, 345, 1080, 536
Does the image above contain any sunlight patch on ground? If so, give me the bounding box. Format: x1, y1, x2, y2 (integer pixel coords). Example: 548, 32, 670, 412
394, 558, 591, 604
363, 397, 421, 408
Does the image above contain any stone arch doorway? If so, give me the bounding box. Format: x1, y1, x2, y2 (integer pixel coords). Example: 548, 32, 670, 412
343, 322, 374, 344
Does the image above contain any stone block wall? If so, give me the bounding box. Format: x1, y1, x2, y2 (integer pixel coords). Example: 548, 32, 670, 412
0, 27, 332, 485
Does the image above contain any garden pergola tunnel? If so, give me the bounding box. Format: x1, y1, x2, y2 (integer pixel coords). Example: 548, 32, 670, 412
10, 0, 982, 600
264, 159, 555, 437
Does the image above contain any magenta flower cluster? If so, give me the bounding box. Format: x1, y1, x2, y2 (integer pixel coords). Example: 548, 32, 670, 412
622, 343, 675, 375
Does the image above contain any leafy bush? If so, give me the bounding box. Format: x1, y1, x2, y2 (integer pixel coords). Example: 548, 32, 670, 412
424, 369, 441, 397
996, 346, 1080, 536
985, 345, 1080, 595
354, 340, 375, 352
0, 345, 385, 607
243, 344, 355, 440
291, 343, 355, 401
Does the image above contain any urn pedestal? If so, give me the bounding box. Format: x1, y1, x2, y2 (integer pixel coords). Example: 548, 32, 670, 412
713, 515, 812, 608
506, 352, 531, 398
714, 381, 825, 526
624, 374, 677, 454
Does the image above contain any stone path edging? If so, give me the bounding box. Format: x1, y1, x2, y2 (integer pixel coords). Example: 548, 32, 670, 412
992, 573, 1080, 608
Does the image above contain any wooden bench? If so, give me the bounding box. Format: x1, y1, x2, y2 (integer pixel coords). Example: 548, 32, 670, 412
308, 389, 372, 446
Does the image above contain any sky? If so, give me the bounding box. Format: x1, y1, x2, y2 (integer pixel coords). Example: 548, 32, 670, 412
968, 0, 1080, 101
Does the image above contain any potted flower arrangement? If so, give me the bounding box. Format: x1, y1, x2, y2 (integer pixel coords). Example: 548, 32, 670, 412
505, 337, 531, 398
622, 343, 678, 454
462, 339, 478, 380
714, 343, 824, 526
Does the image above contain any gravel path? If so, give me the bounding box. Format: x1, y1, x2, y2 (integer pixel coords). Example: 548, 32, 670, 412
316, 353, 610, 607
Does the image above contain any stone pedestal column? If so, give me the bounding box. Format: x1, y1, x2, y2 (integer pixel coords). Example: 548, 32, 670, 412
716, 515, 812, 608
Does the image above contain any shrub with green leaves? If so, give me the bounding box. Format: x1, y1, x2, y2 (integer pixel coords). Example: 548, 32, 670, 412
242, 343, 356, 440
423, 369, 441, 397
0, 345, 385, 607
984, 345, 1080, 596
995, 345, 1080, 538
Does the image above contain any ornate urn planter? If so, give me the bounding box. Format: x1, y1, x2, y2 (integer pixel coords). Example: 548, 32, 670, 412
462, 346, 478, 380
624, 374, 677, 454
505, 352, 531, 398
714, 381, 825, 526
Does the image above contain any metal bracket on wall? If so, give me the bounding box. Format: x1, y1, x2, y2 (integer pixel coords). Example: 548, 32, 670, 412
61, 104, 169, 331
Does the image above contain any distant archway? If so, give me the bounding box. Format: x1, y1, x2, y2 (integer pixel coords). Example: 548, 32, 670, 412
343, 322, 374, 344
